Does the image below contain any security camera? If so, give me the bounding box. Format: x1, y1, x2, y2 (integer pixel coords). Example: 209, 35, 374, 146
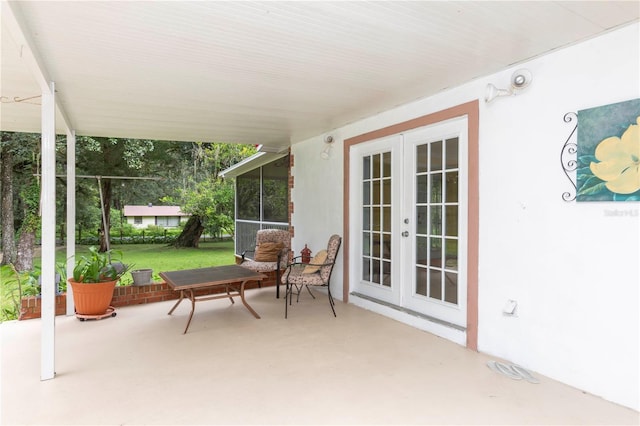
325, 135, 334, 144
510, 69, 532, 90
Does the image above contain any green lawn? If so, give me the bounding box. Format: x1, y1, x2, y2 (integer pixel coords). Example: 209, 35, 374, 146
44, 241, 237, 284
1, 241, 237, 322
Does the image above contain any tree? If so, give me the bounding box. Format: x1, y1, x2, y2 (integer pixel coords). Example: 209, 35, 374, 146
0, 132, 40, 266
14, 181, 40, 272
0, 142, 16, 266
171, 178, 235, 247
170, 143, 255, 248
75, 136, 155, 251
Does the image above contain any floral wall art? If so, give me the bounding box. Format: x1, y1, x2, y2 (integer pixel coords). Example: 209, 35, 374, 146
576, 98, 640, 202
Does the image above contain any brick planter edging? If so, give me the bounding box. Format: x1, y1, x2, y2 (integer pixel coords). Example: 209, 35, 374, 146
19, 270, 280, 320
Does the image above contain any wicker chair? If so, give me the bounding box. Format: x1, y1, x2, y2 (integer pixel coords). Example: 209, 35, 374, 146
281, 234, 342, 318
239, 229, 290, 298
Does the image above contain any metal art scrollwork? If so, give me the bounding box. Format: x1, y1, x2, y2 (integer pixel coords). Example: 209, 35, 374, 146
560, 112, 578, 201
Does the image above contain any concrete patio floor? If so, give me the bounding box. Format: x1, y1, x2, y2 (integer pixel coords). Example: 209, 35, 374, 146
1, 287, 638, 425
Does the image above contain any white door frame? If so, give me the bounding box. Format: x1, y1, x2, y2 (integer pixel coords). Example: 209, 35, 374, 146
349, 117, 468, 327
342, 101, 479, 350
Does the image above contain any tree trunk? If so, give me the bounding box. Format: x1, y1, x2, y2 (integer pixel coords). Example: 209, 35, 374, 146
14, 231, 35, 272
0, 147, 16, 265
98, 178, 112, 252
59, 203, 66, 246
173, 215, 204, 248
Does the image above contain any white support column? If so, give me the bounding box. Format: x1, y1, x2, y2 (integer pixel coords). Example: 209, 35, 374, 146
66, 129, 76, 315
40, 81, 56, 381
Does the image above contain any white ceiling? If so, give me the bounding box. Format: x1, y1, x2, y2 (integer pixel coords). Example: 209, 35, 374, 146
1, 1, 638, 147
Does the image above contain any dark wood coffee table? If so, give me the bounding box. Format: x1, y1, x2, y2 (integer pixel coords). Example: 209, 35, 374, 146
160, 265, 266, 334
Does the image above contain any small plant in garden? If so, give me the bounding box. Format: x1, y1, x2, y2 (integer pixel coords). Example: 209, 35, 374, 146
0, 264, 39, 321
72, 246, 133, 283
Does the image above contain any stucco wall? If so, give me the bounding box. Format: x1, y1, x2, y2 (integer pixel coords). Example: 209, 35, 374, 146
290, 23, 639, 410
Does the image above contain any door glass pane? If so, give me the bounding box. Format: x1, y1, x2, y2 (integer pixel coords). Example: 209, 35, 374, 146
382, 261, 391, 287
372, 232, 380, 257
363, 207, 370, 231
445, 205, 458, 237
383, 207, 391, 232
382, 233, 391, 260
416, 206, 428, 234
445, 138, 458, 168
382, 152, 392, 177
363, 232, 371, 256
363, 157, 371, 179
416, 236, 428, 265
383, 180, 391, 204
373, 180, 380, 204
431, 174, 442, 203
445, 238, 458, 271
430, 206, 442, 236
373, 154, 381, 179
372, 259, 380, 284
445, 171, 458, 203
362, 258, 370, 281
444, 272, 458, 304
430, 140, 442, 171
416, 266, 427, 296
416, 144, 428, 173
416, 175, 428, 203
363, 182, 371, 205
373, 207, 380, 231
429, 268, 442, 300
430, 238, 442, 267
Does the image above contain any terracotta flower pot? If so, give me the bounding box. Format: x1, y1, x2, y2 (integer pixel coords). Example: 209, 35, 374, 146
68, 279, 117, 316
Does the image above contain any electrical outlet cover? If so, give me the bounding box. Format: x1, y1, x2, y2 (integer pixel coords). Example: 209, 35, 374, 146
503, 299, 517, 314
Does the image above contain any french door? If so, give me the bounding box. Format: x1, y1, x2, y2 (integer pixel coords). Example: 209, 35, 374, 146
350, 117, 468, 327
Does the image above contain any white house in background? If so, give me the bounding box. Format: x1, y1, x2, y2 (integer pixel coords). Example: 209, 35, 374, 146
122, 205, 189, 229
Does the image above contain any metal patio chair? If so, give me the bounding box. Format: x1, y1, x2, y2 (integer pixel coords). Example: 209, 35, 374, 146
239, 229, 290, 298
281, 234, 342, 318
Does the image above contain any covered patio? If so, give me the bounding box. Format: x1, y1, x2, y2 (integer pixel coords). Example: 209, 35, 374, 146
2, 1, 639, 420
2, 287, 637, 425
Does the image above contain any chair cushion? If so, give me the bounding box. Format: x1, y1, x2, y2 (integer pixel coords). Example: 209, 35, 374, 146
282, 264, 326, 285
303, 250, 327, 274
241, 260, 279, 273
254, 242, 285, 262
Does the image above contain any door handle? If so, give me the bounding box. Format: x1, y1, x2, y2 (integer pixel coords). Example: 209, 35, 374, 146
402, 231, 409, 237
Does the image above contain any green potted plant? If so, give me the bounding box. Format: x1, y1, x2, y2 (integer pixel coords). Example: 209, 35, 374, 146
68, 246, 132, 317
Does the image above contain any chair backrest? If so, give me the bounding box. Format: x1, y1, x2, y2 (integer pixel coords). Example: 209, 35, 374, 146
255, 229, 291, 264
319, 234, 342, 282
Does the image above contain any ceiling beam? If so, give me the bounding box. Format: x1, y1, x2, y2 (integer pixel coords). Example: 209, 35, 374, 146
1, 0, 72, 131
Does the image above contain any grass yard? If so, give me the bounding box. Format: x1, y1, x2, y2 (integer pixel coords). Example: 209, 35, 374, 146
45, 241, 237, 284
1, 241, 236, 321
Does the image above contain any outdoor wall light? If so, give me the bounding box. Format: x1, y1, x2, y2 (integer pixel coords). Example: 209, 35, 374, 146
485, 69, 533, 103
321, 135, 334, 160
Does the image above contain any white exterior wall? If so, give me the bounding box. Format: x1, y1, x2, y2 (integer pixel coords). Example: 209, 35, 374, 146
126, 217, 155, 229
291, 23, 639, 410
290, 137, 345, 294
125, 216, 187, 229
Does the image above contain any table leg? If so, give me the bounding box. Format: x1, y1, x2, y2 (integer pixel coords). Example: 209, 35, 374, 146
240, 280, 261, 319
225, 285, 235, 304
168, 289, 185, 315
183, 289, 196, 334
